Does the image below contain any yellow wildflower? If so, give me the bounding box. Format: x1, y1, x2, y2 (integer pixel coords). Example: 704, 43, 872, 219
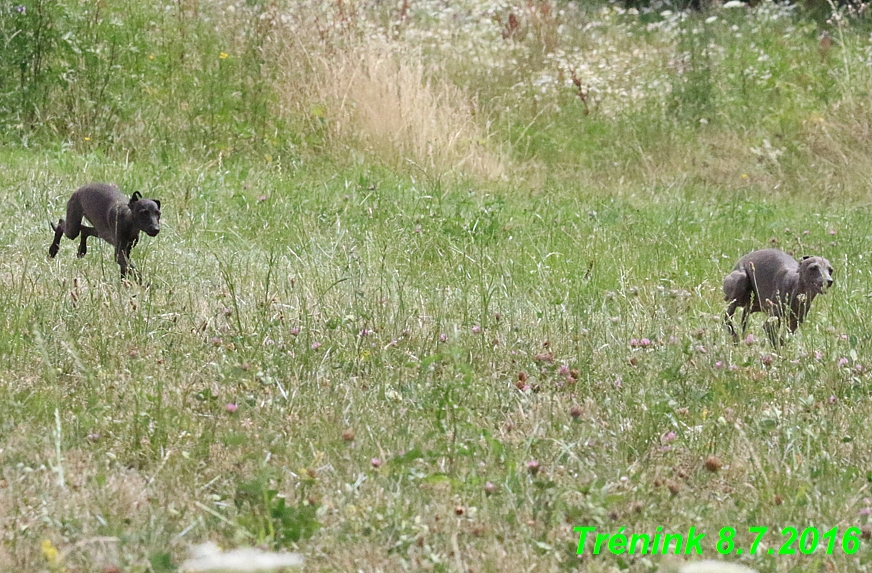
219, 52, 229, 59
41, 539, 59, 565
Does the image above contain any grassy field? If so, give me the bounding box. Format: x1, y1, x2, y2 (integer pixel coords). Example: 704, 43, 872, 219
3, 1, 872, 572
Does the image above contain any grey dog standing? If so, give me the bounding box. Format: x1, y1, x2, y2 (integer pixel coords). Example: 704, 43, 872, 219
723, 248, 833, 346
49, 183, 161, 280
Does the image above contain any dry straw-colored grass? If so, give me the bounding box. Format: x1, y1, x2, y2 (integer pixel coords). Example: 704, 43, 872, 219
271, 19, 506, 181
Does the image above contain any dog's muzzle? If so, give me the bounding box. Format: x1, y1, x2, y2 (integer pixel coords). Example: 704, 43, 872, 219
146, 227, 160, 237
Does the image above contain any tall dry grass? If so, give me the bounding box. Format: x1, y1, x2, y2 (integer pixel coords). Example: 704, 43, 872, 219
269, 9, 506, 182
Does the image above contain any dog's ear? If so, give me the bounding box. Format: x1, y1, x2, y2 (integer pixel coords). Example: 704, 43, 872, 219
154, 200, 161, 210
802, 255, 811, 260
130, 191, 142, 203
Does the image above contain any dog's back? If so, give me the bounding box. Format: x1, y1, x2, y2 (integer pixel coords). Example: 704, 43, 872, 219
735, 248, 798, 308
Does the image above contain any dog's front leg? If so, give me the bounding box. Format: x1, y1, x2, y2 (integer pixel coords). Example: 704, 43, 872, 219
115, 244, 130, 278
116, 242, 142, 283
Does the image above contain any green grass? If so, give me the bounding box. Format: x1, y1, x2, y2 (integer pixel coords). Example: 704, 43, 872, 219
4, 1, 872, 572
3, 149, 871, 572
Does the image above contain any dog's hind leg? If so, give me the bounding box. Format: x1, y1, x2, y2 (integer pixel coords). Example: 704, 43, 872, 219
725, 300, 741, 341
723, 270, 750, 342
77, 226, 97, 258
49, 219, 66, 258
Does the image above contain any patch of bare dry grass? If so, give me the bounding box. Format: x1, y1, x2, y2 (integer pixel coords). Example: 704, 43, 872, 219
270, 15, 506, 181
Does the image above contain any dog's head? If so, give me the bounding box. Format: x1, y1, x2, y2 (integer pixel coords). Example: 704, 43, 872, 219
129, 191, 161, 237
800, 255, 834, 295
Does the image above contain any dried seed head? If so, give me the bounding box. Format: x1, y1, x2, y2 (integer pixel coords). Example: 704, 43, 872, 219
704, 455, 722, 472
570, 405, 582, 419
534, 352, 553, 363
341, 428, 355, 442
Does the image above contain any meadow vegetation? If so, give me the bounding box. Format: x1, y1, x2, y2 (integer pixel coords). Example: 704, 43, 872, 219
3, 0, 872, 571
